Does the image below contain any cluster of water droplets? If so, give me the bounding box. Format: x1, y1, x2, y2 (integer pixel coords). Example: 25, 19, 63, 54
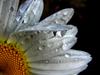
8, 0, 92, 75
9, 23, 92, 75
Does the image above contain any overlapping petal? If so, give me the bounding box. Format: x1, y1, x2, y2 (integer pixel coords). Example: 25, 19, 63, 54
27, 50, 91, 75
9, 25, 77, 62
15, 0, 44, 31
38, 8, 74, 25
0, 0, 19, 36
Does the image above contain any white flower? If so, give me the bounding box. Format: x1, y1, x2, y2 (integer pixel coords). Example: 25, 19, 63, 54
0, 0, 92, 75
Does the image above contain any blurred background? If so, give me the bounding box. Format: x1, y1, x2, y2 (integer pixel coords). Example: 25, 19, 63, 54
20, 0, 98, 75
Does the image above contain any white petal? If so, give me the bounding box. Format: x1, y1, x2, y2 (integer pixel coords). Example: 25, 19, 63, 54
27, 49, 91, 75
9, 25, 77, 61
38, 8, 74, 26
17, 24, 78, 35
18, 24, 70, 31
15, 0, 44, 31
29, 65, 87, 75
17, 25, 78, 52
0, 0, 19, 36
9, 32, 76, 62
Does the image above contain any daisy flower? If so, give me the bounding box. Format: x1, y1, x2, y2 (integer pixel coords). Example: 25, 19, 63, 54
0, 0, 92, 75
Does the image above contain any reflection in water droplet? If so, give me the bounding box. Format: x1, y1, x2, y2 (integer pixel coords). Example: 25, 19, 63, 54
56, 31, 62, 37
56, 49, 58, 52
55, 19, 59, 24
62, 44, 68, 50
23, 17, 29, 23
65, 54, 70, 58
38, 46, 42, 51
63, 12, 68, 16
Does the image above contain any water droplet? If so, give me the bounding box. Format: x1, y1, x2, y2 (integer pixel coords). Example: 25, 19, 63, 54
38, 46, 42, 51
63, 12, 68, 16
56, 31, 62, 37
65, 54, 70, 58
62, 44, 68, 50
10, 7, 14, 12
55, 19, 59, 24
23, 17, 29, 23
56, 49, 58, 52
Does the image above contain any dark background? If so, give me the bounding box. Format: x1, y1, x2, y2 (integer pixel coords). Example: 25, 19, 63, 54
20, 0, 98, 75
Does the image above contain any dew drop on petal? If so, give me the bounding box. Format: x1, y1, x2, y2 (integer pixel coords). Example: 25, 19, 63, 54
56, 31, 62, 37
38, 46, 42, 51
65, 54, 70, 58
63, 12, 68, 16
62, 44, 68, 50
56, 49, 58, 52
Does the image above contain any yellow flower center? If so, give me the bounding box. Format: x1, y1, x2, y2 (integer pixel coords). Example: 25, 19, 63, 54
0, 38, 28, 75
